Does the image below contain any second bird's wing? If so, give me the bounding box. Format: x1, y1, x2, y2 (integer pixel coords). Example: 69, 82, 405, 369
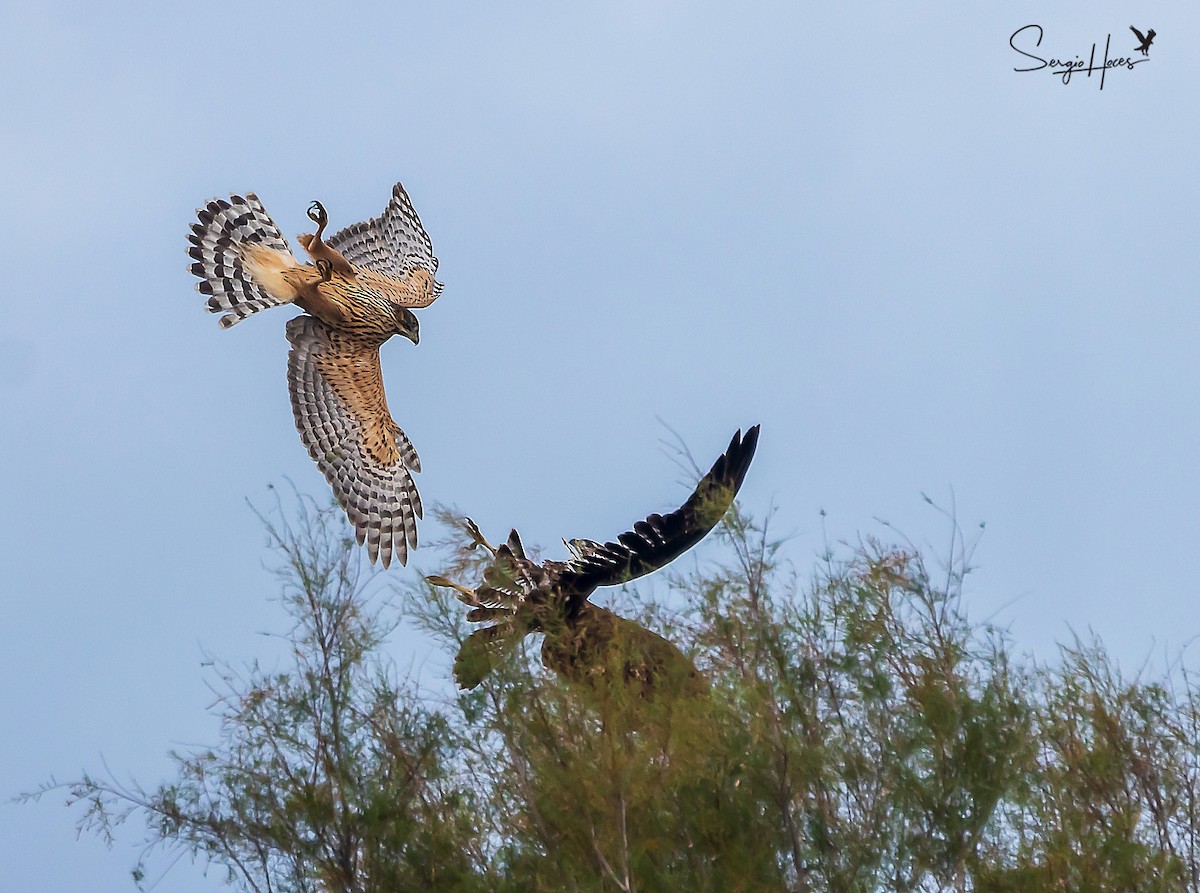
286, 315, 423, 567
556, 426, 760, 595
454, 624, 526, 690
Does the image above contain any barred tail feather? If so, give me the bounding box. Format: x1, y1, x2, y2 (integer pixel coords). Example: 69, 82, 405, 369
187, 193, 297, 329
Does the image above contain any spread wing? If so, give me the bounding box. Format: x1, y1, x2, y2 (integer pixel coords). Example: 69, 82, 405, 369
1130, 25, 1147, 43
558, 425, 760, 595
286, 315, 422, 568
326, 182, 444, 308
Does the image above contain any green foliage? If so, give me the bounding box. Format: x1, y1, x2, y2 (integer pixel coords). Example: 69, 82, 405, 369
23, 496, 1200, 892
23, 497, 486, 893
983, 640, 1196, 891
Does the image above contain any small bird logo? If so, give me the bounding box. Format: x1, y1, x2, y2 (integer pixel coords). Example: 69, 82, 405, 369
1130, 26, 1156, 57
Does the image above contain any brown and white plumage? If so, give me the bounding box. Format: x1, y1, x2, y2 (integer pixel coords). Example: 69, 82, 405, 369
430, 426, 760, 689
325, 183, 445, 307
187, 183, 442, 567
286, 316, 422, 567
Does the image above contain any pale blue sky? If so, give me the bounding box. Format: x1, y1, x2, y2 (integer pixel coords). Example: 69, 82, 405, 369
3, 2, 1196, 888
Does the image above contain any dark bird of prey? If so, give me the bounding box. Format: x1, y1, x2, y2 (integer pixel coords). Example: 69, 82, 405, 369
428, 426, 760, 691
187, 183, 443, 567
1130, 26, 1156, 56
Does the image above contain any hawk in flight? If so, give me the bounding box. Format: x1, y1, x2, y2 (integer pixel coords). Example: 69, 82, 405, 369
187, 183, 443, 567
429, 426, 760, 690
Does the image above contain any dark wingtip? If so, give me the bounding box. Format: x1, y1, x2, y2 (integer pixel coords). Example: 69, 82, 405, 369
741, 424, 761, 458
721, 424, 761, 495
503, 529, 525, 558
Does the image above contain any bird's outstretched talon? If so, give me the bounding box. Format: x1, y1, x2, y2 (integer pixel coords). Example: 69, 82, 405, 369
316, 258, 333, 282
463, 517, 498, 555
426, 575, 482, 605
306, 200, 328, 228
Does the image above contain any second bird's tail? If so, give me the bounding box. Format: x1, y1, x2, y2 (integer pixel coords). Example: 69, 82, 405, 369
187, 193, 296, 329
